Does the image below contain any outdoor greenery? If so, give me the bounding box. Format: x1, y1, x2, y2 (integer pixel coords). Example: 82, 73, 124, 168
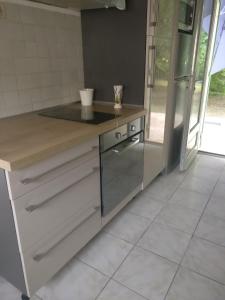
210, 70, 225, 96
196, 30, 208, 80
197, 30, 225, 96
153, 26, 225, 97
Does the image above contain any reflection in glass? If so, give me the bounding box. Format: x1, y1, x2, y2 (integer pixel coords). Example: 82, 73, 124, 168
189, 0, 213, 130
101, 132, 144, 216
147, 37, 170, 144
190, 81, 203, 129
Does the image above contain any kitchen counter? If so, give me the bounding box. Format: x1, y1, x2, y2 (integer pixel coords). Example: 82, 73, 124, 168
0, 102, 145, 171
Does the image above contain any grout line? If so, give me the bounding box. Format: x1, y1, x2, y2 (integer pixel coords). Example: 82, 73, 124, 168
94, 174, 187, 299
181, 265, 225, 287
94, 159, 225, 299
161, 171, 194, 300
95, 170, 189, 299
112, 279, 151, 300
76, 258, 110, 278
77, 194, 163, 299
93, 276, 111, 300
163, 158, 224, 299
93, 180, 173, 300
135, 244, 180, 265
38, 156, 225, 300
163, 162, 223, 300
162, 262, 180, 300
194, 235, 225, 250
93, 246, 135, 300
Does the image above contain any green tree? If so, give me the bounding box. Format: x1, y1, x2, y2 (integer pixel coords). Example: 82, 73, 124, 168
196, 30, 208, 80
210, 69, 225, 96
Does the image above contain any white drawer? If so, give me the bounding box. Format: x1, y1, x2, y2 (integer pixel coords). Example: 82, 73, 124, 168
6, 138, 99, 200
22, 208, 101, 297
13, 157, 100, 253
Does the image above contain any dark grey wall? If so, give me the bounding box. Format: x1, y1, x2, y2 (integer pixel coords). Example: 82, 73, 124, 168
0, 170, 26, 295
81, 0, 147, 105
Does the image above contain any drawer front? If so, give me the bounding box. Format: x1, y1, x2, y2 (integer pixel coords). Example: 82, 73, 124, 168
13, 157, 100, 253
22, 208, 101, 297
6, 138, 99, 200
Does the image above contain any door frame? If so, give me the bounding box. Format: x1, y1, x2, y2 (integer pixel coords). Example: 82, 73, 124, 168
180, 0, 204, 171
198, 0, 221, 149
180, 0, 220, 170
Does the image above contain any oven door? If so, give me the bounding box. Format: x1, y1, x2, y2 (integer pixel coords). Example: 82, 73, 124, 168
101, 132, 144, 217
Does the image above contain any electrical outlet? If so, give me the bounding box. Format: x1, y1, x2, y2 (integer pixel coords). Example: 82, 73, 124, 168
0, 3, 6, 19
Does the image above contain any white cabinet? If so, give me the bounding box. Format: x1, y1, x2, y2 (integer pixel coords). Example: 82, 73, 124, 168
13, 156, 100, 253
6, 137, 101, 297
23, 207, 101, 296
6, 138, 99, 200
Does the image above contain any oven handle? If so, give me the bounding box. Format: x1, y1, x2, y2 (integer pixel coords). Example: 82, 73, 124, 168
112, 137, 140, 155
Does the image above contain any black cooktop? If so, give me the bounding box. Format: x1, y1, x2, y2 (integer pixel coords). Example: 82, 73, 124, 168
39, 105, 119, 125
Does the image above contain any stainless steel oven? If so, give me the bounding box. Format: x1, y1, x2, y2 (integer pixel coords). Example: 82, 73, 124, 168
179, 0, 196, 33
100, 117, 144, 217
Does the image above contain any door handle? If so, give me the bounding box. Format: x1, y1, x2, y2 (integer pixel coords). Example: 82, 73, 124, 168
32, 206, 100, 262
147, 45, 156, 88
25, 167, 100, 213
21, 146, 99, 185
112, 138, 140, 155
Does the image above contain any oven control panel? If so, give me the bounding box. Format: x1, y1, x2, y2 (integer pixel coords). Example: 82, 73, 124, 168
100, 117, 145, 153
128, 117, 144, 136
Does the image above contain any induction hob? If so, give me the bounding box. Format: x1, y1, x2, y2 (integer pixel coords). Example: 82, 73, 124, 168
39, 105, 119, 125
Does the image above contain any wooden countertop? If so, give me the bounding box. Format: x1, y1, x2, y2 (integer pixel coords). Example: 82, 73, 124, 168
0, 102, 146, 171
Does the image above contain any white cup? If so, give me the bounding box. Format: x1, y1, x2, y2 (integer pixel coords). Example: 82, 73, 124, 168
80, 89, 94, 106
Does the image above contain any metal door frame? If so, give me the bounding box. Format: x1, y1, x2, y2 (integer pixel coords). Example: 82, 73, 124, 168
198, 0, 221, 149
180, 0, 220, 170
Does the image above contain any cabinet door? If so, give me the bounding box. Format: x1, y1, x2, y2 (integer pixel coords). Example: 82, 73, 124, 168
144, 36, 172, 187
147, 0, 177, 37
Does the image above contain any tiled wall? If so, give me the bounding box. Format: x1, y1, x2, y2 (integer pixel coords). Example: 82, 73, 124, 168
0, 2, 84, 118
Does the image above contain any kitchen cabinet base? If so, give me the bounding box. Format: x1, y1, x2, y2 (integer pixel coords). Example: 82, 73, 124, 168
21, 295, 30, 300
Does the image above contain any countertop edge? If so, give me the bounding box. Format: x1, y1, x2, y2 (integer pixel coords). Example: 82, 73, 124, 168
1, 109, 146, 172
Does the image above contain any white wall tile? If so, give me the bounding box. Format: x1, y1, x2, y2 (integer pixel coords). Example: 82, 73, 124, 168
3, 91, 19, 109
0, 3, 84, 118
0, 58, 15, 75
12, 40, 26, 58
23, 24, 37, 42
5, 3, 21, 23
25, 41, 38, 58
20, 5, 36, 25
0, 75, 17, 92
0, 40, 13, 58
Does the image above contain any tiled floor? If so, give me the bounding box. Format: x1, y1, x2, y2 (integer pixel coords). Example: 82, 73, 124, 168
1, 154, 225, 300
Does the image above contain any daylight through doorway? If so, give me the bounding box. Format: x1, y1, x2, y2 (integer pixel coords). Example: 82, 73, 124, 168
200, 70, 225, 155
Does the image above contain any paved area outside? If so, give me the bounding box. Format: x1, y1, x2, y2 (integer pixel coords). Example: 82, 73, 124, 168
1, 154, 225, 300
201, 117, 225, 155
201, 95, 225, 155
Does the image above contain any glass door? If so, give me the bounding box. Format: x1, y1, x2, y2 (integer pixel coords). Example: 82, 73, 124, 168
180, 0, 219, 170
